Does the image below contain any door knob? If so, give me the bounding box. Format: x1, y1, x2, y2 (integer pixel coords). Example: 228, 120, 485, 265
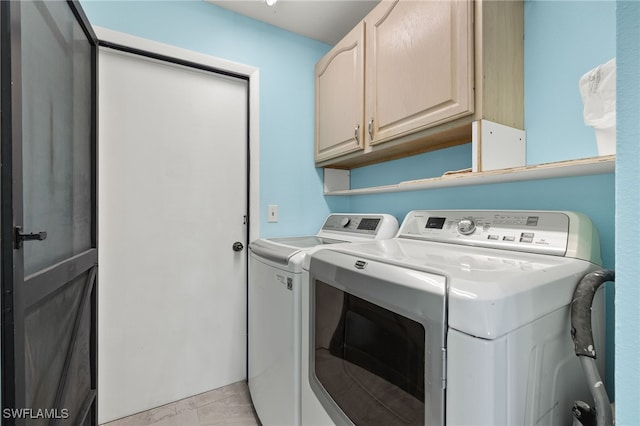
232, 242, 244, 252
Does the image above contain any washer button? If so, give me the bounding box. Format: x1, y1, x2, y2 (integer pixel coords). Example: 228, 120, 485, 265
520, 233, 534, 242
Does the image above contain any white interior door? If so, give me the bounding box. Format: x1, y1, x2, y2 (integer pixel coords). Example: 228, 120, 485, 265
97, 47, 249, 423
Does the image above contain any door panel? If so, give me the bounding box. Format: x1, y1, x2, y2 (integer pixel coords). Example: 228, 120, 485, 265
98, 48, 249, 423
1, 1, 98, 425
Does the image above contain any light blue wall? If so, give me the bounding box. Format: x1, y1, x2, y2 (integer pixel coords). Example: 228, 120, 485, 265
615, 1, 640, 424
81, 0, 639, 421
80, 0, 345, 238
347, 0, 617, 398
346, 173, 615, 267
525, 0, 616, 164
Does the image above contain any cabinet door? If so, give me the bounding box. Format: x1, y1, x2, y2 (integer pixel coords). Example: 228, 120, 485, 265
365, 0, 473, 146
315, 23, 365, 163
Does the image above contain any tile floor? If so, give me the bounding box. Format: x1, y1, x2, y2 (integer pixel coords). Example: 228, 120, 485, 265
101, 381, 261, 426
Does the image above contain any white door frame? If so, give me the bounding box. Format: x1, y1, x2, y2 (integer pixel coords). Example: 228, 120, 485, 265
93, 26, 260, 242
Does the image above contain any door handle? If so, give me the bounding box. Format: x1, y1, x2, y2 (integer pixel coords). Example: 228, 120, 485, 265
232, 241, 244, 252
15, 226, 47, 249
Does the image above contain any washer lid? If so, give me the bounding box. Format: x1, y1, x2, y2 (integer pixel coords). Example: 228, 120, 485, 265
249, 236, 345, 265
311, 239, 597, 339
269, 236, 346, 248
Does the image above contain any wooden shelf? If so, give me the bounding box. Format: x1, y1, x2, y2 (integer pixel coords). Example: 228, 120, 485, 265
324, 155, 615, 196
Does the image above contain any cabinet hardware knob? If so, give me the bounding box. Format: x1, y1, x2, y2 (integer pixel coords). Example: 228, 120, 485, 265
368, 118, 374, 141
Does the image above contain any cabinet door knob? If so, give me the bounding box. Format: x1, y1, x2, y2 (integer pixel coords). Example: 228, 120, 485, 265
354, 124, 360, 145
368, 118, 374, 141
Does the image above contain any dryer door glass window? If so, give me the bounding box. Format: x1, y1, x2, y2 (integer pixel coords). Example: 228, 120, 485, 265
314, 280, 426, 425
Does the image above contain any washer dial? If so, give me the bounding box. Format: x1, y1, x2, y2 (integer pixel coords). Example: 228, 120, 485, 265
457, 218, 477, 235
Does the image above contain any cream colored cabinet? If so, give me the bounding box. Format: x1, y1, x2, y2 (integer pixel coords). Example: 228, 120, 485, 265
365, 0, 473, 146
315, 23, 365, 163
315, 0, 524, 170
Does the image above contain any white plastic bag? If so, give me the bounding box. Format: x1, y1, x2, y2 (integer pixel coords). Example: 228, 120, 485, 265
579, 58, 616, 156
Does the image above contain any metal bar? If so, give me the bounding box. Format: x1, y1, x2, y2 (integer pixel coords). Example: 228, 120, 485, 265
24, 249, 97, 309
0, 0, 16, 415
1, 1, 27, 421
89, 276, 99, 425
67, 5, 99, 425
67, 0, 99, 251
90, 14, 99, 252
67, 0, 98, 43
98, 40, 249, 83
79, 3, 100, 424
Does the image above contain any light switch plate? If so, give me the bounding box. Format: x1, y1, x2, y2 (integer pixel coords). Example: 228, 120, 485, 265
267, 205, 278, 223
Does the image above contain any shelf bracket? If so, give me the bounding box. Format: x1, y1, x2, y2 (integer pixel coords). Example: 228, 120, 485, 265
324, 168, 350, 193
472, 119, 526, 172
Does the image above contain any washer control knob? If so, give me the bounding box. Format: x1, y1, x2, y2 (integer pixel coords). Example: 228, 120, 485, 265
457, 218, 476, 235
340, 217, 351, 227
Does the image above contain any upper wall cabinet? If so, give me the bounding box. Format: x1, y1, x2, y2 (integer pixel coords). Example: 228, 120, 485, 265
315, 23, 365, 163
315, 0, 524, 169
366, 0, 473, 146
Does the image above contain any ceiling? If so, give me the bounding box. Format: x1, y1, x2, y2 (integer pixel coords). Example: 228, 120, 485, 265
205, 0, 380, 45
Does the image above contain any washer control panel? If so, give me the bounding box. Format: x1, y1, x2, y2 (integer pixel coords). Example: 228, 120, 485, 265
322, 214, 384, 235
400, 210, 577, 256
318, 214, 399, 240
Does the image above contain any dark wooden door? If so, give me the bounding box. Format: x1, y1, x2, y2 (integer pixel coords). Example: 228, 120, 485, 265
1, 1, 98, 424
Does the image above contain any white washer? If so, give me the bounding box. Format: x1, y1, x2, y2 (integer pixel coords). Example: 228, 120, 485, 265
248, 214, 398, 426
302, 210, 606, 425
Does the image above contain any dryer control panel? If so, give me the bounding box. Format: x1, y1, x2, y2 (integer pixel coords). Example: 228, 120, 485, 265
398, 210, 601, 262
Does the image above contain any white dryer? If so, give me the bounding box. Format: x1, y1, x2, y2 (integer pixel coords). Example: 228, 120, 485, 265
302, 210, 606, 425
248, 214, 398, 426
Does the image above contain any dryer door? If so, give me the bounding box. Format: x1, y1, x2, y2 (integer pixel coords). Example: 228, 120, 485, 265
308, 249, 447, 426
